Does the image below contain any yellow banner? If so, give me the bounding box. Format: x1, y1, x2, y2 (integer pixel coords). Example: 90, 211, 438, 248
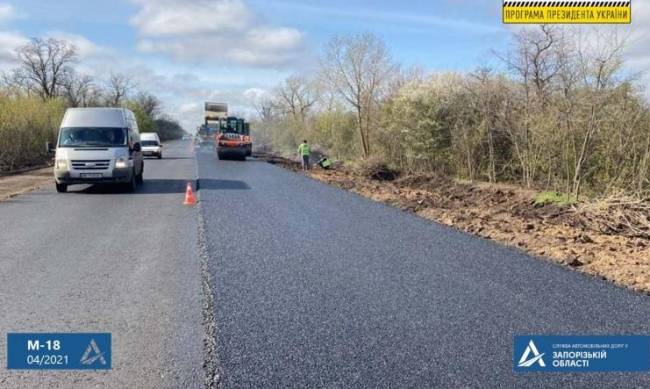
503, 2, 631, 24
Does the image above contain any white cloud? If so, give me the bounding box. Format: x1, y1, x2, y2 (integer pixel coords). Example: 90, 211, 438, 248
179, 102, 201, 114
626, 2, 650, 65
0, 3, 25, 67
0, 3, 15, 23
243, 87, 268, 101
129, 0, 305, 67
0, 1, 299, 130
45, 31, 108, 59
0, 31, 25, 67
131, 0, 251, 36
0, 31, 108, 68
0, 28, 112, 70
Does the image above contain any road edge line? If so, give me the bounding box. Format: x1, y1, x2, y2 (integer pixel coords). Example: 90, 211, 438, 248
194, 150, 222, 388
198, 207, 222, 388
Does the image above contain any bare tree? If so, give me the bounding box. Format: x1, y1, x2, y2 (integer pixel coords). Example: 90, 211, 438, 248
255, 97, 277, 123
386, 65, 424, 99
10, 38, 78, 100
321, 33, 396, 157
134, 91, 161, 119
85, 84, 106, 107
498, 26, 560, 187
62, 71, 94, 107
274, 75, 317, 124
106, 73, 134, 107
466, 68, 509, 183
1, 71, 36, 97
569, 28, 628, 198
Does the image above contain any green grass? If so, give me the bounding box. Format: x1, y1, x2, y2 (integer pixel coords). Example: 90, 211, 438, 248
534, 191, 577, 207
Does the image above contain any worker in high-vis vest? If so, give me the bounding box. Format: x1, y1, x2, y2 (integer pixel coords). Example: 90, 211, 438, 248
317, 157, 333, 170
298, 140, 311, 171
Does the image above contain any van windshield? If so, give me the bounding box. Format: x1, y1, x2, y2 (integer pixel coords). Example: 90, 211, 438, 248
58, 127, 127, 147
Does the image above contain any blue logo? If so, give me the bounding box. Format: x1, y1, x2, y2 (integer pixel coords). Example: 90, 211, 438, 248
514, 336, 650, 372
7, 333, 112, 370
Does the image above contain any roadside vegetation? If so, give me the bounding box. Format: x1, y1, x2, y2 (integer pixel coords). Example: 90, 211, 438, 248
254, 27, 650, 201
0, 38, 184, 173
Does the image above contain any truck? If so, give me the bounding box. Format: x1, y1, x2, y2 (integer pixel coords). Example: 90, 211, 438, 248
198, 102, 228, 143
205, 102, 228, 122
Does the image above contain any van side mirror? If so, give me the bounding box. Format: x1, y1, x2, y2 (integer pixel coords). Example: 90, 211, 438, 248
133, 142, 142, 152
46, 142, 55, 154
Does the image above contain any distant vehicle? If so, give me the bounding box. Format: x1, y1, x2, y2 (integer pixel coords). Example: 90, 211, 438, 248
49, 108, 144, 193
204, 102, 228, 121
140, 132, 163, 159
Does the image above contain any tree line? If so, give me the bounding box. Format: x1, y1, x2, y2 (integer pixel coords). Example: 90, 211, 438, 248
254, 27, 650, 199
0, 38, 185, 172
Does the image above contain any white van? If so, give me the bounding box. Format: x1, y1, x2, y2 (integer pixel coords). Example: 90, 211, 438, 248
140, 132, 163, 159
51, 108, 144, 193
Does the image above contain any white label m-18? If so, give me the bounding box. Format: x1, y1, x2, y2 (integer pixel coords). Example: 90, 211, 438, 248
27, 340, 61, 351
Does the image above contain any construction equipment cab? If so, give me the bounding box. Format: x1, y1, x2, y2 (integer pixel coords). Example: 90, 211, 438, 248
215, 117, 250, 161
50, 108, 144, 193
241, 122, 252, 157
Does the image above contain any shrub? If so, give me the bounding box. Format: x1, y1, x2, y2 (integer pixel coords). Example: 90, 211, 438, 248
353, 156, 400, 181
0, 96, 65, 172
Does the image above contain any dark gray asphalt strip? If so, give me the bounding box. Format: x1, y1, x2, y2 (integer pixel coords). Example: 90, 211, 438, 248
196, 146, 650, 389
0, 141, 204, 389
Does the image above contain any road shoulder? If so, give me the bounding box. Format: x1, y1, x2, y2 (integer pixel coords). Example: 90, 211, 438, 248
0, 167, 52, 202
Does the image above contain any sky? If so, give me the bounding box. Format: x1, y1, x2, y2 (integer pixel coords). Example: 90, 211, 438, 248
0, 0, 648, 131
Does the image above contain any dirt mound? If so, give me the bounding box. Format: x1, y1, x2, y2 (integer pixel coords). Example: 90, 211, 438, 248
395, 173, 452, 190
354, 158, 400, 181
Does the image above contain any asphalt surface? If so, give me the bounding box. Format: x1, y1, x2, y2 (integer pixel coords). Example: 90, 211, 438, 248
0, 141, 203, 388
2, 140, 650, 388
196, 144, 650, 388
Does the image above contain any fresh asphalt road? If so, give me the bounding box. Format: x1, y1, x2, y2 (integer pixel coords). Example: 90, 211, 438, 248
196, 145, 650, 388
0, 141, 203, 388
1, 140, 650, 388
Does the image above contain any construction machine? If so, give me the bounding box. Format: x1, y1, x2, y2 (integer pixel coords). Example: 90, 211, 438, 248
215, 116, 253, 160
201, 102, 252, 160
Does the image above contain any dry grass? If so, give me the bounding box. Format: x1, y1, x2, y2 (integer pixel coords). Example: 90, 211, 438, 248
0, 96, 65, 172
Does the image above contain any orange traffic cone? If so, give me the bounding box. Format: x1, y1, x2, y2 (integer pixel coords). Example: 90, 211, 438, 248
183, 182, 197, 206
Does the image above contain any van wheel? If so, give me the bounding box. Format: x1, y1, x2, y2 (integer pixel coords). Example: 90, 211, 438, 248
158, 153, 162, 159
217, 152, 224, 160
55, 183, 67, 193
